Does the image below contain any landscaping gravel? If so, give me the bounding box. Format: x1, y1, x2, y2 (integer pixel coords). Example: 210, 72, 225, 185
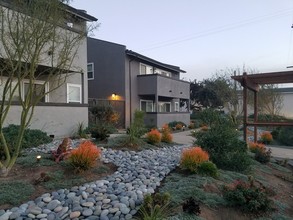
0, 142, 187, 220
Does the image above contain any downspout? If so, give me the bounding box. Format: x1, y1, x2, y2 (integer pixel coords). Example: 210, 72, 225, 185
81, 71, 84, 104
128, 59, 133, 124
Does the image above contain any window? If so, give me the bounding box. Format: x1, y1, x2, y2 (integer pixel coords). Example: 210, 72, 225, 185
158, 102, 171, 112
175, 102, 179, 112
140, 100, 153, 112
0, 78, 20, 101
23, 80, 49, 103
67, 83, 81, 103
154, 68, 171, 77
140, 63, 153, 75
87, 63, 94, 80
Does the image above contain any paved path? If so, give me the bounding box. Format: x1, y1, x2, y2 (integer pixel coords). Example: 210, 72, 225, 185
172, 130, 293, 159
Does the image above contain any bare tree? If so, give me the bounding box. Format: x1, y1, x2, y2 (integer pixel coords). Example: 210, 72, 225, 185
248, 84, 284, 116
0, 0, 95, 176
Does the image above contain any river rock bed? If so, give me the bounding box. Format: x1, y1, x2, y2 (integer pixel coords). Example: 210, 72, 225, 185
0, 144, 187, 220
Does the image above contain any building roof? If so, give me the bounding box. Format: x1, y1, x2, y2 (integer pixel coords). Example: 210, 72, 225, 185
64, 4, 97, 22
232, 71, 293, 91
126, 50, 186, 73
0, 0, 97, 22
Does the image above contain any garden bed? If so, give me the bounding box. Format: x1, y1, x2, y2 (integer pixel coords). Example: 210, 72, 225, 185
0, 153, 116, 210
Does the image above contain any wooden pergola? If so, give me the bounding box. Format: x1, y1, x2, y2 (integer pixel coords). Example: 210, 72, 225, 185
232, 71, 293, 143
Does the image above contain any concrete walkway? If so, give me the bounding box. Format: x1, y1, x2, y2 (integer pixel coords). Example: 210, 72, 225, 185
172, 130, 293, 159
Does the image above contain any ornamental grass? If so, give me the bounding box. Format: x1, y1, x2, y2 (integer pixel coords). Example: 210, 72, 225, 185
180, 146, 209, 173
146, 129, 161, 144
69, 141, 101, 172
161, 124, 173, 143
248, 142, 265, 153
260, 131, 273, 144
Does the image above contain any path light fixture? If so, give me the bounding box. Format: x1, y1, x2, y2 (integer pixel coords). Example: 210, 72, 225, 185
36, 155, 42, 162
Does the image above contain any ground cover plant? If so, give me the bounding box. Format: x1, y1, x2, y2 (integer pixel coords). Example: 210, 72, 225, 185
0, 125, 51, 159
157, 158, 293, 220
1, 116, 292, 219
0, 146, 115, 210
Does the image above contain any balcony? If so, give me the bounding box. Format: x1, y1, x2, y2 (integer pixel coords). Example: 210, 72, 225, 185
137, 74, 190, 99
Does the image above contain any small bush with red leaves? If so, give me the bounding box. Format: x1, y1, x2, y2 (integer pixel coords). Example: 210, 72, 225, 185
180, 146, 209, 173
222, 179, 273, 213
146, 129, 161, 144
260, 131, 273, 144
68, 141, 101, 172
161, 124, 173, 143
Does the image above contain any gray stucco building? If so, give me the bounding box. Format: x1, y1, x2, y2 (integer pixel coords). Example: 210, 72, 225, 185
0, 1, 97, 138
87, 38, 190, 128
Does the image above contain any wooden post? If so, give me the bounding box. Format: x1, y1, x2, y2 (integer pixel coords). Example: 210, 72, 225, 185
243, 72, 248, 142
254, 90, 258, 143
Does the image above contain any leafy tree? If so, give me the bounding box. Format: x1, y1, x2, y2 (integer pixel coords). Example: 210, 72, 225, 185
0, 0, 96, 176
190, 76, 235, 110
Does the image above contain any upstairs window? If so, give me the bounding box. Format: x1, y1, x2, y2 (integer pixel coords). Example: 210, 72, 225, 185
67, 83, 81, 103
87, 63, 94, 80
154, 68, 171, 77
140, 63, 153, 75
140, 100, 153, 112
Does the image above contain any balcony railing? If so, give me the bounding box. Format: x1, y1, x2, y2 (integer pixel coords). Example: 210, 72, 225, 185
137, 74, 190, 99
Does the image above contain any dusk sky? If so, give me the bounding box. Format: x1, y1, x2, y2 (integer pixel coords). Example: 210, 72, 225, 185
71, 0, 293, 82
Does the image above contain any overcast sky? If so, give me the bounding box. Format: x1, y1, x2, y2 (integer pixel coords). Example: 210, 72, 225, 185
71, 0, 293, 82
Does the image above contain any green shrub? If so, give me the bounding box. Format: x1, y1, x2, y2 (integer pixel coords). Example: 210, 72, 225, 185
248, 114, 289, 122
197, 161, 218, 178
89, 123, 113, 141
222, 179, 273, 213
278, 127, 293, 146
271, 127, 280, 140
89, 105, 118, 140
194, 110, 251, 172
0, 125, 51, 157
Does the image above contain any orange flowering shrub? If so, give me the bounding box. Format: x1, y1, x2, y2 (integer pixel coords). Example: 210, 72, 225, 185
248, 142, 265, 153
260, 131, 273, 144
188, 122, 195, 129
146, 129, 161, 144
161, 124, 173, 143
180, 146, 209, 173
69, 141, 101, 172
175, 123, 183, 130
